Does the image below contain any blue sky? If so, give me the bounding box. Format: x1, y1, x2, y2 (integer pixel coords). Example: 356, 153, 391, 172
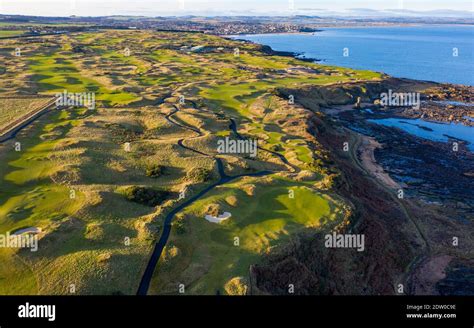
0, 0, 472, 17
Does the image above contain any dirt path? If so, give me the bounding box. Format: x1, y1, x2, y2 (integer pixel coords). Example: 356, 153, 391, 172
345, 127, 431, 292
358, 135, 401, 190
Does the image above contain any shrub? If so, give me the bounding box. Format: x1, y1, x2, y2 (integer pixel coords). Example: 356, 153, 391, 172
186, 167, 211, 183
146, 164, 163, 178
224, 277, 248, 296
123, 186, 170, 207
269, 144, 283, 152
173, 217, 186, 234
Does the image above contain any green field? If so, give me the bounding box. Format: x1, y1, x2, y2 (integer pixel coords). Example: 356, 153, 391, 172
151, 178, 345, 295
0, 29, 381, 295
0, 97, 52, 132
0, 30, 26, 38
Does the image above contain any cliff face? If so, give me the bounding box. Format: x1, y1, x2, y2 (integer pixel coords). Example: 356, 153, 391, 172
250, 81, 435, 295
276, 78, 437, 110
251, 77, 474, 296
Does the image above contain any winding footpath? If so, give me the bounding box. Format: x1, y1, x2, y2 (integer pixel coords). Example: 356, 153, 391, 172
345, 128, 430, 294
229, 118, 298, 173
0, 92, 291, 295
136, 99, 277, 295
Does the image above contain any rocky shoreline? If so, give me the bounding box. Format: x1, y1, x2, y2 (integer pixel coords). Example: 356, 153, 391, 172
394, 102, 474, 127
232, 39, 322, 62
251, 76, 473, 295
388, 84, 474, 126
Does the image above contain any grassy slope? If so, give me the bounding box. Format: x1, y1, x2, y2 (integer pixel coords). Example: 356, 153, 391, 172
151, 179, 344, 295
0, 98, 52, 132
0, 109, 87, 294
0, 29, 382, 295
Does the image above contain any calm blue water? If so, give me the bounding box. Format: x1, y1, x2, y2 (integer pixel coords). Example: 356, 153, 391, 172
236, 26, 474, 86
368, 118, 474, 151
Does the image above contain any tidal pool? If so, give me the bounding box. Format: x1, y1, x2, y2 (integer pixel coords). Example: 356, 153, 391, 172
368, 118, 474, 151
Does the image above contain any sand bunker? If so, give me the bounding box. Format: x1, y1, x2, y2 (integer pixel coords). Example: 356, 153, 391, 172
205, 212, 232, 224
11, 227, 42, 235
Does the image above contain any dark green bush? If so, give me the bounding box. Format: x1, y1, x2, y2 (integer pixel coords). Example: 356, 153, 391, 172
269, 144, 283, 152
123, 186, 170, 207
186, 167, 211, 183
173, 217, 186, 234
146, 164, 163, 178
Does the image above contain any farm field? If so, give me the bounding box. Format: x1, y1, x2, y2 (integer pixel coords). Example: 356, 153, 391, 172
0, 30, 26, 38
0, 29, 382, 295
0, 97, 53, 133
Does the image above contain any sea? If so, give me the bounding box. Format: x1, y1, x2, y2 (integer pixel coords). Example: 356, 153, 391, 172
235, 25, 474, 86
235, 26, 474, 150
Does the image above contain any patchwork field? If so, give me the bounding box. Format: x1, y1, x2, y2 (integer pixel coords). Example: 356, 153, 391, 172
0, 29, 382, 295
0, 30, 26, 38
0, 97, 53, 134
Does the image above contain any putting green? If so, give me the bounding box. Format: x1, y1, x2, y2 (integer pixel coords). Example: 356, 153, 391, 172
151, 179, 344, 295
0, 29, 382, 295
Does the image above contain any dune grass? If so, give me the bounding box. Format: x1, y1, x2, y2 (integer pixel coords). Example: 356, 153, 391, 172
28, 49, 140, 105
151, 178, 345, 295
0, 29, 383, 295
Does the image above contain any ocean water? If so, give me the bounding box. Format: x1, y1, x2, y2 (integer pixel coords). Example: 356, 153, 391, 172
368, 118, 474, 151
236, 26, 474, 86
